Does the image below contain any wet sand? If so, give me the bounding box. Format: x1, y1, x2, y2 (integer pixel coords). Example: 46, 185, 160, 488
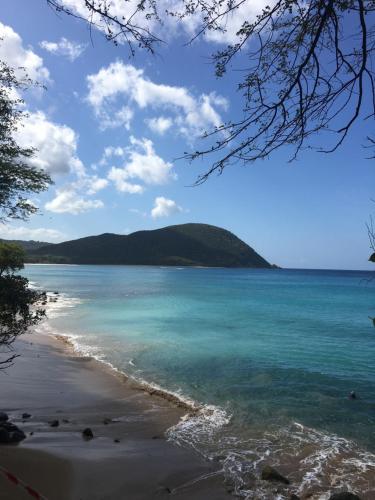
0, 333, 230, 500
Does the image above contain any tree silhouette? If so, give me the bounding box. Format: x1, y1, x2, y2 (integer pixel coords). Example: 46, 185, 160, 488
47, 0, 375, 180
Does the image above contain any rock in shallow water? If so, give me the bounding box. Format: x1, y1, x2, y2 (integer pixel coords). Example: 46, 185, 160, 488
82, 428, 94, 439
261, 465, 290, 485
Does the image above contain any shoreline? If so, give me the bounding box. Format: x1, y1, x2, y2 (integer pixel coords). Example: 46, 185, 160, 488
52, 333, 208, 417
53, 333, 202, 414
8, 275, 375, 499
0, 332, 230, 500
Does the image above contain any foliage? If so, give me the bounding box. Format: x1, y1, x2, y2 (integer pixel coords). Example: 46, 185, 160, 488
0, 243, 46, 369
0, 242, 25, 277
47, 0, 375, 180
0, 58, 51, 367
0, 60, 51, 221
28, 223, 271, 267
0, 238, 53, 252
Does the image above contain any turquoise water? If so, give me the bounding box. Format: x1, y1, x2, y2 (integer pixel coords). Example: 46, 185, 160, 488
24, 265, 375, 498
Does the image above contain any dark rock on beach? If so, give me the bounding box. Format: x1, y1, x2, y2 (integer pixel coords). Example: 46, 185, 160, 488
0, 421, 26, 443
329, 493, 362, 500
261, 465, 290, 485
49, 419, 59, 427
0, 412, 9, 422
82, 427, 94, 439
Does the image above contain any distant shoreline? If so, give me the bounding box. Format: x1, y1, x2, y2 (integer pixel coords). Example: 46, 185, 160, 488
24, 262, 375, 272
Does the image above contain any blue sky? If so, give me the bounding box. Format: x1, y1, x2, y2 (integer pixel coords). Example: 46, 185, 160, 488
1, 0, 374, 270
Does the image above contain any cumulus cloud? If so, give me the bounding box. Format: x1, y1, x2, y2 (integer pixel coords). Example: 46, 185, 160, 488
106, 137, 175, 193
86, 61, 228, 137
107, 168, 144, 193
0, 22, 50, 82
58, 0, 163, 39
151, 196, 183, 218
39, 37, 87, 61
45, 172, 108, 214
45, 187, 104, 214
86, 176, 109, 194
146, 116, 173, 135
198, 0, 269, 44
57, 0, 267, 45
15, 111, 84, 177
124, 137, 175, 184
100, 105, 133, 130
0, 224, 65, 242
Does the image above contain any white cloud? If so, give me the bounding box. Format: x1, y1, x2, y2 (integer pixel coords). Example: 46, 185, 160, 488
45, 187, 104, 214
39, 37, 87, 61
44, 172, 108, 214
99, 105, 133, 130
0, 22, 50, 82
0, 224, 65, 242
86, 176, 108, 194
151, 196, 183, 218
107, 169, 144, 194
146, 116, 173, 135
125, 137, 175, 184
107, 137, 175, 193
202, 1, 268, 44
86, 61, 228, 137
103, 146, 127, 159
57, 0, 267, 45
15, 111, 84, 177
58, 0, 162, 40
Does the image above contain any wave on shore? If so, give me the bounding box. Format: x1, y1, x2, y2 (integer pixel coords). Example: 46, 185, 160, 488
36, 289, 375, 499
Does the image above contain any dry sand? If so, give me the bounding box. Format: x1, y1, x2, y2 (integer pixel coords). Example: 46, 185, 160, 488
0, 333, 230, 500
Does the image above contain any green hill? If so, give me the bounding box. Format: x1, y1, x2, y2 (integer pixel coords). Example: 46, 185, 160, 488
27, 223, 273, 268
0, 239, 53, 252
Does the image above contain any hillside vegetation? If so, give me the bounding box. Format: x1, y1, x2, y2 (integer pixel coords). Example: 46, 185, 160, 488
26, 223, 272, 268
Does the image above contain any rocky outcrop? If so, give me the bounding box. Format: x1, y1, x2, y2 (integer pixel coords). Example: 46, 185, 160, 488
261, 465, 290, 485
0, 421, 26, 443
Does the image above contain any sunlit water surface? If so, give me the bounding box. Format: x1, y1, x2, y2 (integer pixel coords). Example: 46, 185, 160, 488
24, 265, 375, 498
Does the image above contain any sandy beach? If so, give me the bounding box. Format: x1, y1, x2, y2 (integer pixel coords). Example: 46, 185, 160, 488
0, 333, 230, 500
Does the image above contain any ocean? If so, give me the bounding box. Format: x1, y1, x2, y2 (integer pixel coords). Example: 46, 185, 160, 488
24, 264, 375, 499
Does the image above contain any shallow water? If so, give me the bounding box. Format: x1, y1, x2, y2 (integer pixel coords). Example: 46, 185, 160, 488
25, 265, 375, 498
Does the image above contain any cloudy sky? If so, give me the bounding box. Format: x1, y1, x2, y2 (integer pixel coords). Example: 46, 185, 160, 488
1, 0, 374, 269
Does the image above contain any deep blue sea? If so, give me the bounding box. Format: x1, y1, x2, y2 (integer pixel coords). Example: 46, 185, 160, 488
24, 265, 375, 498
